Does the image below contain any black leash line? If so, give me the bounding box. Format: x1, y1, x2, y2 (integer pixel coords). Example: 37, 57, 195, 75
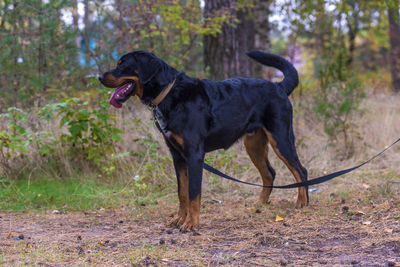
204, 137, 400, 189
153, 109, 399, 189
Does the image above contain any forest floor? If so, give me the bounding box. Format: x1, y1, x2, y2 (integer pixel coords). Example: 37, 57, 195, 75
1, 184, 400, 266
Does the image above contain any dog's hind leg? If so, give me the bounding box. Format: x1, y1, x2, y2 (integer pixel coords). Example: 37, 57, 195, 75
263, 124, 308, 208
244, 128, 276, 204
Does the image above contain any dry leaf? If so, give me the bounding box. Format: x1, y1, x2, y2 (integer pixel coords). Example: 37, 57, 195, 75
362, 221, 372, 225
275, 215, 284, 222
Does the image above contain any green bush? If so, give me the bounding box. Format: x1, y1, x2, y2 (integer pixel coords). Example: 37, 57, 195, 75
40, 97, 125, 173
0, 98, 125, 178
313, 50, 365, 157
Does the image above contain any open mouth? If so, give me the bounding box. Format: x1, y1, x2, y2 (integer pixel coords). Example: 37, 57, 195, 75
109, 82, 136, 108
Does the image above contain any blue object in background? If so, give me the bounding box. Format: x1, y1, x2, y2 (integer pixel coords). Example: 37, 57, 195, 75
79, 37, 119, 66
80, 37, 96, 66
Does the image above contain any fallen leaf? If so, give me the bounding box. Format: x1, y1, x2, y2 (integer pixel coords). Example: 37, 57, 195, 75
275, 215, 284, 222
362, 184, 370, 189
385, 228, 393, 234
362, 221, 372, 225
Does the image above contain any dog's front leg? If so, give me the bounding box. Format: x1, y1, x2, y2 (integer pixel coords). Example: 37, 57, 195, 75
168, 144, 189, 227
179, 150, 204, 232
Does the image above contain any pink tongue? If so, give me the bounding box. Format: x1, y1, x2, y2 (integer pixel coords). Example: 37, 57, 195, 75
109, 83, 133, 108
110, 92, 122, 108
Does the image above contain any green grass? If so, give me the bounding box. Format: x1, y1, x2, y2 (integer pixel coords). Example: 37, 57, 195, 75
0, 175, 169, 211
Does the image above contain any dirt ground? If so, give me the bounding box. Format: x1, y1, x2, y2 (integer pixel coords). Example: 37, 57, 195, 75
1, 192, 400, 267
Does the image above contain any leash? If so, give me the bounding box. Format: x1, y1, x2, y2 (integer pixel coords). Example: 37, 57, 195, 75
204, 137, 400, 189
151, 90, 399, 189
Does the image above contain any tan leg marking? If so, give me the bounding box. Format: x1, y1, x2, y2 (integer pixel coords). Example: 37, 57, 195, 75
170, 168, 189, 227
244, 129, 274, 204
263, 129, 307, 208
180, 194, 201, 231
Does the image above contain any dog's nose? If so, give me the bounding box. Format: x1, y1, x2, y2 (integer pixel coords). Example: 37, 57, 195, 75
98, 74, 104, 81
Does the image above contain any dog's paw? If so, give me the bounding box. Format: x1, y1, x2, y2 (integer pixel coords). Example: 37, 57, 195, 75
179, 217, 199, 232
256, 198, 271, 206
295, 198, 308, 208
169, 215, 186, 227
295, 188, 308, 208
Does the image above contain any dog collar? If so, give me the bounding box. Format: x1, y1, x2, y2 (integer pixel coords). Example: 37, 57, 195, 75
151, 78, 176, 107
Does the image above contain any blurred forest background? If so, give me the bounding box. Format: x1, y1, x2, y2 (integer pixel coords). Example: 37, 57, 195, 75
0, 0, 400, 209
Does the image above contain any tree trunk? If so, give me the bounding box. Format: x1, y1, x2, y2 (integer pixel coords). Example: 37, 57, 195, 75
83, 0, 90, 67
313, 3, 327, 78
72, 0, 79, 30
204, 0, 254, 80
71, 0, 82, 66
388, 2, 400, 93
115, 0, 124, 47
11, 1, 19, 107
37, 2, 47, 107
253, 0, 271, 78
345, 0, 360, 66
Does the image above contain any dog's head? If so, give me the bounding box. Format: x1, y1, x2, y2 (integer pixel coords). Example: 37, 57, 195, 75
99, 50, 174, 108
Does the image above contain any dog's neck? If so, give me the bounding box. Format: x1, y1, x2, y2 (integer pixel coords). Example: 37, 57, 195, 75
140, 66, 179, 107
151, 77, 176, 107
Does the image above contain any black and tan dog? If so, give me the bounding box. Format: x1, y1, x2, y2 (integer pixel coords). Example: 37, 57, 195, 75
99, 50, 308, 231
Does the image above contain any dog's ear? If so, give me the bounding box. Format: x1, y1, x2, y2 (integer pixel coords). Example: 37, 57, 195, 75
134, 51, 162, 84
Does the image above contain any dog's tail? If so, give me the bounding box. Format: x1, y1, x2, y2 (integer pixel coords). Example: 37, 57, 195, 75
246, 50, 299, 95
